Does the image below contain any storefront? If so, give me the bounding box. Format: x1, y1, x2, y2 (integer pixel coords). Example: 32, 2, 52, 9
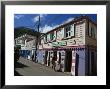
38, 16, 97, 76
39, 45, 85, 75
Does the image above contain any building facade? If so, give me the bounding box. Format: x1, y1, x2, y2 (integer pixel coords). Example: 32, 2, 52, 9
14, 34, 36, 58
38, 16, 97, 76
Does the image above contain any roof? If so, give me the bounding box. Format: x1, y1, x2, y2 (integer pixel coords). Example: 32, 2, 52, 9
15, 34, 36, 41
43, 15, 97, 35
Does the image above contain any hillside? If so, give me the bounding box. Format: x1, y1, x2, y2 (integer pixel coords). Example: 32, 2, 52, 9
14, 27, 40, 38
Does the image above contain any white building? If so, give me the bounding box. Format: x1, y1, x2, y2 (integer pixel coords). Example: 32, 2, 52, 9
38, 16, 97, 76
14, 34, 36, 58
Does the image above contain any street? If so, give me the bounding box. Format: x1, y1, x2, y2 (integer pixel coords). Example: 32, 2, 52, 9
14, 57, 71, 76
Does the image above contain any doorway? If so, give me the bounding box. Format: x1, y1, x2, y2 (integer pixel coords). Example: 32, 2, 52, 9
64, 50, 72, 72
75, 53, 79, 76
48, 52, 50, 66
53, 51, 57, 60
59, 52, 61, 63
44, 51, 48, 64
91, 51, 97, 76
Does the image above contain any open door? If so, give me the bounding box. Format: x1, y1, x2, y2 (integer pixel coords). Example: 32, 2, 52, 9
64, 51, 72, 72
44, 51, 48, 64
75, 53, 79, 76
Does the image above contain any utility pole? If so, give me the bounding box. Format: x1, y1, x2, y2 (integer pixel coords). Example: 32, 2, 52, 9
35, 15, 40, 62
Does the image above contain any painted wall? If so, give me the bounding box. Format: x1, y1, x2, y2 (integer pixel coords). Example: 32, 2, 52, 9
76, 49, 85, 76
37, 50, 45, 64
75, 22, 86, 45
39, 21, 86, 50
25, 39, 36, 50
85, 21, 97, 46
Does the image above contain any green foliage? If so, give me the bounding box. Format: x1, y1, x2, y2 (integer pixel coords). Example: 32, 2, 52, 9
14, 27, 38, 38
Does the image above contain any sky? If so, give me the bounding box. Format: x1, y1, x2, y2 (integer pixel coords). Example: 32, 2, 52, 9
14, 14, 97, 33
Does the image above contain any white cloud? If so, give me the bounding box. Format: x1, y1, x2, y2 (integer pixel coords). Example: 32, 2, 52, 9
14, 15, 24, 19
41, 17, 74, 33
41, 24, 60, 33
63, 17, 74, 24
41, 25, 53, 33
33, 14, 47, 22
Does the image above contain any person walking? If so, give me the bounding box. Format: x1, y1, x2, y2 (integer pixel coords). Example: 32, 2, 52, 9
52, 56, 56, 71
31, 53, 34, 62
55, 61, 61, 72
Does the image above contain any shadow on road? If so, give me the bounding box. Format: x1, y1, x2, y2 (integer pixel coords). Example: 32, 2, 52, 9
14, 70, 23, 76
14, 61, 28, 76
14, 61, 29, 68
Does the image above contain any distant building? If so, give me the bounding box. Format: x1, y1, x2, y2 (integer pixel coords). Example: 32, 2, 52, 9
14, 34, 36, 58
38, 16, 97, 76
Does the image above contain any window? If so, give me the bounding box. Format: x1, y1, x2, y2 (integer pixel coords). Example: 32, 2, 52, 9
88, 22, 96, 39
44, 35, 47, 43
64, 25, 71, 38
47, 34, 50, 42
94, 27, 97, 39
89, 27, 92, 37
39, 38, 41, 45
90, 27, 96, 39
50, 32, 54, 41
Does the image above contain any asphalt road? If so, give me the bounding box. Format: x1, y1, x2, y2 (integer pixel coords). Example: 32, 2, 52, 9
15, 57, 71, 76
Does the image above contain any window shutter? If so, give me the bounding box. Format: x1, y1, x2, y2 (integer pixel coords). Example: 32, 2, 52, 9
71, 24, 75, 36
44, 37, 45, 43
53, 31, 56, 40
89, 25, 92, 36
94, 27, 96, 39
61, 28, 64, 38
50, 34, 52, 40
47, 34, 50, 42
92, 27, 95, 38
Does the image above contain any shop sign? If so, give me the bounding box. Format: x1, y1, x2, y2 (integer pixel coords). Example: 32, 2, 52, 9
52, 41, 67, 47
59, 41, 67, 46
67, 39, 76, 45
52, 42, 58, 47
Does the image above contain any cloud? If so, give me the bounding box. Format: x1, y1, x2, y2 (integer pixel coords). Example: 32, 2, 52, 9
33, 14, 47, 22
41, 25, 53, 33
41, 17, 74, 33
41, 24, 60, 33
14, 15, 24, 19
63, 17, 74, 24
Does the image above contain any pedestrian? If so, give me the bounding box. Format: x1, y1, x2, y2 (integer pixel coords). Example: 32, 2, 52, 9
55, 61, 61, 72
27, 54, 30, 60
52, 56, 56, 71
31, 53, 34, 61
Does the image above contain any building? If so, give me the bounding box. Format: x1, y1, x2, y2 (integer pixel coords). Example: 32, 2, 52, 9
38, 16, 97, 76
14, 34, 36, 58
